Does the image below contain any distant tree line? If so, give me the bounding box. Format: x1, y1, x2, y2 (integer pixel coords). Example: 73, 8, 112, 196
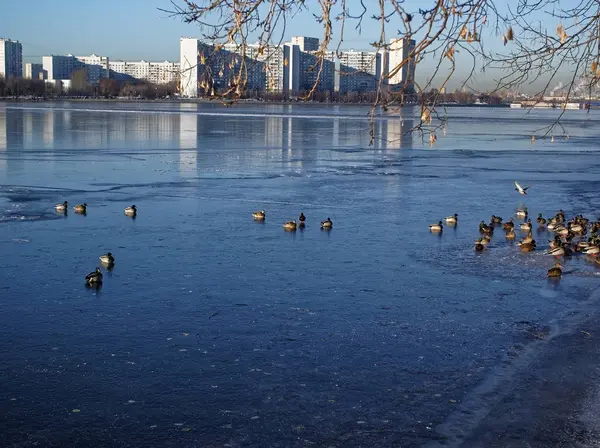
1, 71, 504, 105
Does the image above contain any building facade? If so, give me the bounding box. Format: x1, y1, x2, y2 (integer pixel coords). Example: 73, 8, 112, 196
24, 63, 45, 80
42, 54, 109, 84
387, 38, 416, 91
0, 38, 23, 79
109, 60, 179, 84
179, 36, 416, 97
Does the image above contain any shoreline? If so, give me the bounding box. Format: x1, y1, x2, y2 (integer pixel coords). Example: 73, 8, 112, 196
0, 96, 511, 108
427, 283, 600, 448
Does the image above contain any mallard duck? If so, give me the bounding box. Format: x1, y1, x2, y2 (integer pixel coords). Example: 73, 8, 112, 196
283, 220, 297, 231
479, 221, 493, 234
298, 212, 306, 222
555, 226, 569, 236
429, 221, 443, 232
505, 229, 516, 240
253, 210, 266, 220
99, 252, 115, 264
321, 217, 333, 229
519, 231, 534, 244
85, 267, 103, 284
547, 222, 557, 231
475, 237, 490, 246
582, 245, 599, 255
503, 218, 515, 231
547, 245, 565, 256
519, 240, 536, 252
556, 210, 566, 223
55, 201, 68, 211
475, 242, 485, 251
549, 236, 562, 250
520, 219, 532, 231
515, 207, 528, 218
73, 203, 87, 213
547, 262, 562, 278
491, 215, 503, 224
569, 223, 585, 234
124, 205, 137, 216
445, 213, 458, 224
537, 213, 546, 225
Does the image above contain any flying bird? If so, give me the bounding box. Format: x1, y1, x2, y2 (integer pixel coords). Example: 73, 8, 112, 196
514, 181, 531, 195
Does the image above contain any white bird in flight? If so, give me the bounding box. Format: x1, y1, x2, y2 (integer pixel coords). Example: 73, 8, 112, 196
514, 181, 531, 195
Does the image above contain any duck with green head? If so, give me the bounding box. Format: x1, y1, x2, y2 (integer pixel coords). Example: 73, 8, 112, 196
537, 213, 546, 225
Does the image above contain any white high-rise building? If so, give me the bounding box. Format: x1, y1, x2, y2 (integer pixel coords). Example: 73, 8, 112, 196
180, 37, 200, 97
387, 38, 416, 90
180, 37, 288, 97
42, 54, 109, 84
290, 36, 320, 52
0, 38, 23, 78
24, 63, 45, 80
336, 50, 385, 93
109, 60, 179, 84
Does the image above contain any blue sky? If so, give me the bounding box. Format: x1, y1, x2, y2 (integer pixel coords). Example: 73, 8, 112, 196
1, 0, 566, 92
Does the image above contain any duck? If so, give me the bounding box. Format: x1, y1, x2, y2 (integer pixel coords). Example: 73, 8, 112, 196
547, 245, 565, 256
124, 205, 137, 216
429, 221, 443, 232
490, 215, 503, 224
505, 229, 516, 240
556, 210, 566, 223
519, 231, 534, 245
548, 236, 563, 250
299, 212, 306, 223
99, 252, 115, 264
502, 218, 515, 231
515, 207, 528, 218
547, 262, 562, 278
85, 267, 103, 284
73, 203, 87, 213
568, 222, 585, 234
547, 221, 557, 231
474, 242, 485, 251
55, 201, 68, 212
445, 213, 458, 224
582, 245, 600, 255
537, 213, 546, 225
519, 240, 536, 252
283, 220, 297, 231
321, 217, 333, 229
520, 219, 532, 231
479, 221, 493, 234
253, 210, 266, 220
475, 236, 490, 246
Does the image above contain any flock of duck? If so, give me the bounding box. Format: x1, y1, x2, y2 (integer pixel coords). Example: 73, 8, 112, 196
252, 210, 333, 230
428, 182, 600, 279
53, 201, 137, 287
54, 201, 332, 287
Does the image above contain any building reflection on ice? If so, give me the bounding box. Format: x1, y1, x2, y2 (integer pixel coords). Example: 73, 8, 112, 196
0, 104, 416, 176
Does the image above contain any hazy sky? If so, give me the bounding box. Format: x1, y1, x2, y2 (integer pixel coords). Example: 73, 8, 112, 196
1, 0, 568, 92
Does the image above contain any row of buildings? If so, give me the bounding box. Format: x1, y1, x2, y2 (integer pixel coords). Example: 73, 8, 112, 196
180, 36, 416, 97
2, 35, 415, 95
1, 38, 179, 86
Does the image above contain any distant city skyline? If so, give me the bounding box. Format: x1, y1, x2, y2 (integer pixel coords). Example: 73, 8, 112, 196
0, 0, 572, 93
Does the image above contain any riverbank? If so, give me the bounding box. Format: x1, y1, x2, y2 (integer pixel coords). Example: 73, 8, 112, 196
428, 285, 600, 448
0, 96, 511, 108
